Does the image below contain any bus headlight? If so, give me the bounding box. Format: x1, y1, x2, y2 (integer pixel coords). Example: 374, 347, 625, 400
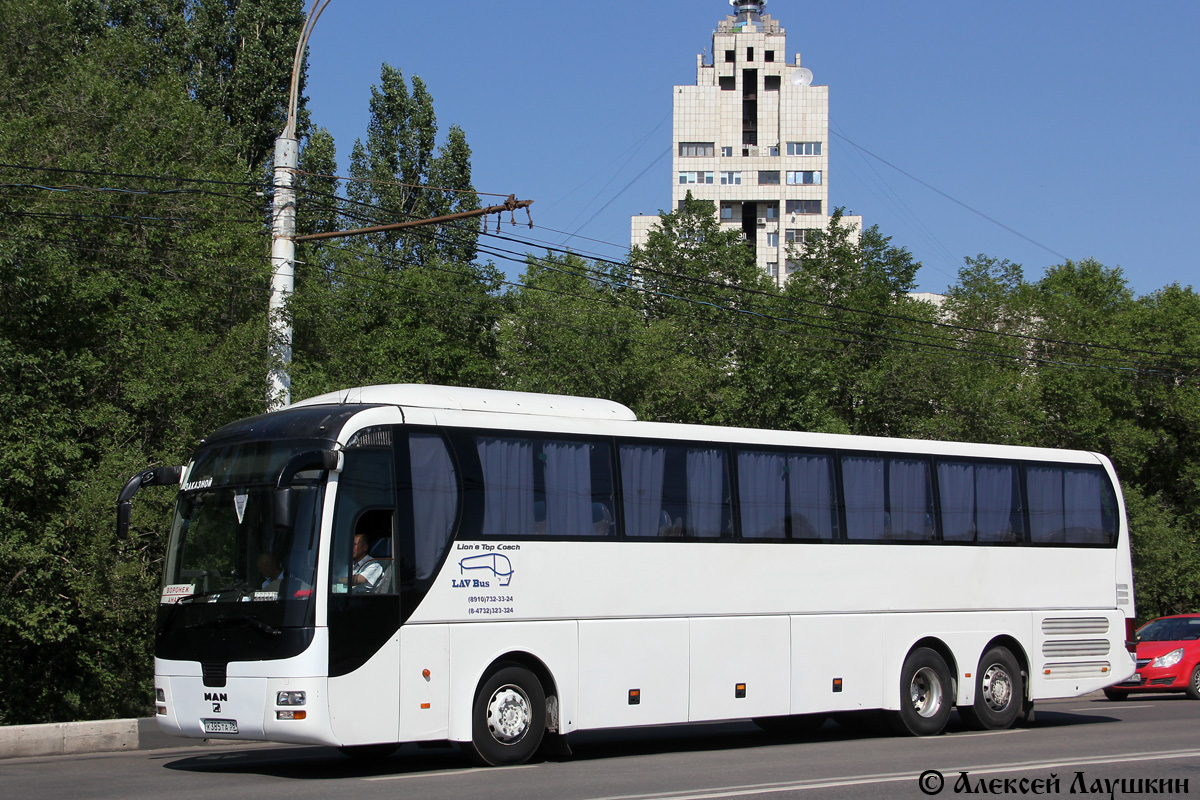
276, 691, 306, 706
1150, 648, 1184, 669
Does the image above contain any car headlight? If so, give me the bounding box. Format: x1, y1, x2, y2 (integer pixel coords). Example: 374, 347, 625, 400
1150, 648, 1184, 669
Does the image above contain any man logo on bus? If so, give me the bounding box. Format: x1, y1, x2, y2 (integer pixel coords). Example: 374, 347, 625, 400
456, 553, 514, 587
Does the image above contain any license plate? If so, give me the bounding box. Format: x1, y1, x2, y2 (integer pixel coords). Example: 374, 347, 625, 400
202, 718, 239, 734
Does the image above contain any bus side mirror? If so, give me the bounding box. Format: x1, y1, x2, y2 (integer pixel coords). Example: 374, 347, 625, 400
273, 450, 342, 530
274, 487, 295, 530
115, 465, 184, 540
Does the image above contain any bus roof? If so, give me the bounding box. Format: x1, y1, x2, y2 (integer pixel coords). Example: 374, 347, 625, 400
290, 384, 638, 422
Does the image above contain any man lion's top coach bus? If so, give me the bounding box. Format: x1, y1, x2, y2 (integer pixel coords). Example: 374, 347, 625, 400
117, 384, 1136, 765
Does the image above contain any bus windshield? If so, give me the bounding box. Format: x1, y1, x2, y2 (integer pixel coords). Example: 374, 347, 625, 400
160, 440, 325, 623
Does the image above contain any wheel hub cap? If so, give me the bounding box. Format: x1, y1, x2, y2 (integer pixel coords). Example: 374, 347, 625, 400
487, 686, 531, 743
981, 664, 1012, 711
910, 667, 944, 718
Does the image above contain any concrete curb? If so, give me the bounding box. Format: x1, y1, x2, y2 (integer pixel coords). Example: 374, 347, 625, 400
0, 718, 139, 759
0, 717, 227, 759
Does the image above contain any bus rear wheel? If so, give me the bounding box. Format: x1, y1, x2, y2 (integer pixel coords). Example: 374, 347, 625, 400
889, 647, 953, 736
463, 664, 546, 767
959, 646, 1023, 730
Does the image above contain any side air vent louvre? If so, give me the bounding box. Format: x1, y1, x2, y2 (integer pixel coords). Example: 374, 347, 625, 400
1041, 617, 1109, 636
1042, 639, 1111, 658
346, 427, 393, 449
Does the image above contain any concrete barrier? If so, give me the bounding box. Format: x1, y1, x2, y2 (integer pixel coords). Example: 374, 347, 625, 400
0, 718, 139, 759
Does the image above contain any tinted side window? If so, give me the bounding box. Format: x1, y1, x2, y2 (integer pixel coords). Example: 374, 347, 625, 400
1027, 466, 1115, 545
937, 460, 1025, 543
843, 455, 934, 541
620, 442, 732, 538
403, 432, 458, 581
737, 449, 838, 539
330, 447, 396, 595
474, 436, 615, 537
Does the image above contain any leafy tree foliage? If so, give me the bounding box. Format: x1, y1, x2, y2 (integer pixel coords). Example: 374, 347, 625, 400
0, 0, 270, 724
2, 0, 1197, 729
290, 66, 498, 399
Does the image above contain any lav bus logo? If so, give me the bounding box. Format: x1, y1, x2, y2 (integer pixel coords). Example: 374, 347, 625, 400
454, 552, 515, 587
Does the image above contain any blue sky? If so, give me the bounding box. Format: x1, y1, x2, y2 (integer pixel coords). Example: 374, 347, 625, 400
302, 0, 1199, 296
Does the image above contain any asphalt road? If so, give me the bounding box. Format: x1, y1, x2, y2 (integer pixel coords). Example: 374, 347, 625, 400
5, 694, 1198, 800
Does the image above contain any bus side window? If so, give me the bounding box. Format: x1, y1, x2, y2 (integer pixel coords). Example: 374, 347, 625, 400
403, 432, 458, 585
473, 435, 615, 538
1027, 466, 1114, 545
330, 446, 397, 595
619, 442, 731, 538
737, 449, 838, 540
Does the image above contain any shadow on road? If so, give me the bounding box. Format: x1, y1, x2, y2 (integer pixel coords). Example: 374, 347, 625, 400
159, 705, 1125, 778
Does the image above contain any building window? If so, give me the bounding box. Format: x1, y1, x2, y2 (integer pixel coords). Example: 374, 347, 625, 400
725, 50, 736, 63
719, 171, 741, 186
786, 170, 822, 185
679, 142, 714, 157
764, 203, 778, 220
720, 203, 734, 220
767, 262, 779, 277
786, 199, 822, 215
719, 76, 735, 91
764, 75, 781, 91
678, 171, 714, 185
786, 260, 799, 274
767, 145, 780, 157
787, 141, 823, 156
766, 232, 779, 248
764, 50, 775, 62
720, 146, 734, 157
758, 171, 780, 185
786, 229, 819, 245
747, 47, 755, 61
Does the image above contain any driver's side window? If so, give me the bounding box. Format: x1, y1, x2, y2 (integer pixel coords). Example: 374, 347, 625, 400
330, 444, 397, 596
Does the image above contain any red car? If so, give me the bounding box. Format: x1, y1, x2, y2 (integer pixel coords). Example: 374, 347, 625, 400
1105, 614, 1200, 700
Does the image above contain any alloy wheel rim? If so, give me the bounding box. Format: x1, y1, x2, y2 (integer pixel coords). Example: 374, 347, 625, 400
486, 684, 531, 743
981, 664, 1013, 711
910, 666, 944, 718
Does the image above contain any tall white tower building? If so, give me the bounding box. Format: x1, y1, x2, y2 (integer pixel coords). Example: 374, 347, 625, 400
632, 1, 861, 284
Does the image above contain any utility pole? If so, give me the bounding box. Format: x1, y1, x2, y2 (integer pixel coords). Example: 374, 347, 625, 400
269, 0, 330, 410
269, 1, 532, 409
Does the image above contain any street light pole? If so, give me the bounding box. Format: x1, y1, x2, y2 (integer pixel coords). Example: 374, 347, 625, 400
269, 0, 332, 410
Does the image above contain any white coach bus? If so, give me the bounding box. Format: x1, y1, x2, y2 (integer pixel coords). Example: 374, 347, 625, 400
117, 384, 1137, 765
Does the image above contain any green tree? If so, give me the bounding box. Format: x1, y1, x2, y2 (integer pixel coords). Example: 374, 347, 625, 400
627, 193, 772, 424
776, 212, 928, 436
498, 252, 649, 407
290, 66, 498, 399
187, 0, 308, 170
0, 0, 270, 724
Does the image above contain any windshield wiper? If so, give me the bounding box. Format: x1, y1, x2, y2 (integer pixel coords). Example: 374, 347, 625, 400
181, 615, 282, 636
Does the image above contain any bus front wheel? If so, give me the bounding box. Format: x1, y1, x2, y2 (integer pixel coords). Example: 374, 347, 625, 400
889, 647, 953, 736
959, 646, 1023, 730
464, 664, 546, 766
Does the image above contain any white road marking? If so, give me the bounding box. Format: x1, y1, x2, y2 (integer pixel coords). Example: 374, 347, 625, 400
363, 763, 538, 781
581, 748, 1200, 800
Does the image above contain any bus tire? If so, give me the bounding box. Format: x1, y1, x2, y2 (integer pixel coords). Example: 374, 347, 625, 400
889, 647, 953, 736
960, 647, 1023, 730
464, 664, 546, 767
